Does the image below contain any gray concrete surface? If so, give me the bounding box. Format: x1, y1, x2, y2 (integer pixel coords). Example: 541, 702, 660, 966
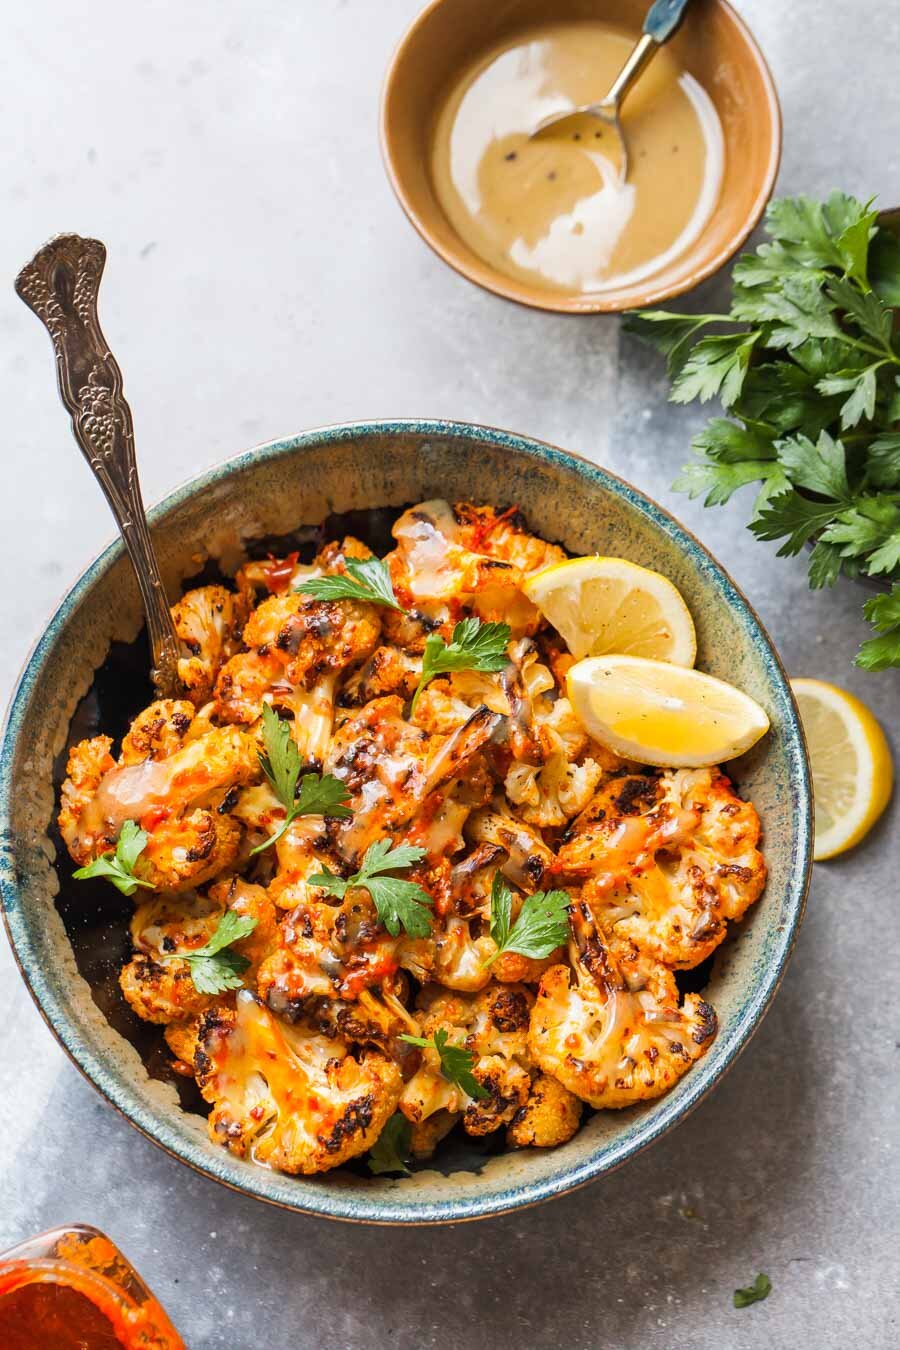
1, 2, 898, 1346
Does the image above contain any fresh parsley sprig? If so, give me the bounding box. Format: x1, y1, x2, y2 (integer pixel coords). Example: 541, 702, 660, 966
169, 909, 259, 995
733, 1273, 772, 1309
409, 617, 511, 715
399, 1028, 489, 1100
72, 819, 155, 897
252, 703, 352, 854
309, 838, 433, 938
483, 875, 571, 969
294, 556, 406, 612
625, 191, 900, 670
367, 1113, 413, 1176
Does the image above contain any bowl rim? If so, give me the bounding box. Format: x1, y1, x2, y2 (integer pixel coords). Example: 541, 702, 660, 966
379, 0, 783, 314
0, 418, 811, 1224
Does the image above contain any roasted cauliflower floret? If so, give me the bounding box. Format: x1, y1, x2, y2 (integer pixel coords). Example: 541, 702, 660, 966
119, 700, 195, 765
400, 983, 535, 1136
195, 991, 402, 1173
528, 914, 717, 1109
58, 736, 116, 861
242, 592, 380, 688
59, 723, 258, 870
557, 769, 766, 968
120, 953, 212, 1025
507, 1072, 582, 1148
171, 584, 247, 704
120, 880, 276, 1025
453, 502, 567, 576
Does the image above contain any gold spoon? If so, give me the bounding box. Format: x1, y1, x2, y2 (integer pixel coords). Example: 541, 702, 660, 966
16, 235, 183, 698
530, 0, 695, 180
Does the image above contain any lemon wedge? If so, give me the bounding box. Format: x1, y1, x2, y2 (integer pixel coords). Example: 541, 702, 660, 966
523, 556, 696, 665
791, 677, 893, 860
567, 655, 770, 767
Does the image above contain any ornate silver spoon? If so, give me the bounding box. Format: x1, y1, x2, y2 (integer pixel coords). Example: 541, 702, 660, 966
15, 234, 182, 698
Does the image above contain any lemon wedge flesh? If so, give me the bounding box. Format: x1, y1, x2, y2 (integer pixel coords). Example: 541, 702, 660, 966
567, 655, 770, 767
523, 556, 696, 665
791, 677, 893, 861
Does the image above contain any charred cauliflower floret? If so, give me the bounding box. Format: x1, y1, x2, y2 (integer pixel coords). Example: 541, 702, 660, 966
529, 911, 717, 1109
195, 991, 402, 1173
171, 584, 247, 704
59, 722, 258, 875
400, 983, 535, 1136
386, 500, 542, 637
58, 736, 116, 863
119, 700, 196, 765
120, 880, 276, 1025
557, 769, 766, 968
242, 591, 381, 688
507, 1073, 582, 1148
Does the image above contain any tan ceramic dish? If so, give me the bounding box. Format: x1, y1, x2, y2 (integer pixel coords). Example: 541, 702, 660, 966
380, 0, 782, 313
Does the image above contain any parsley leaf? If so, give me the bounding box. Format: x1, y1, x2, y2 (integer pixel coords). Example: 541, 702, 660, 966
172, 910, 259, 995
410, 617, 511, 715
621, 310, 728, 377
856, 583, 900, 670
483, 876, 570, 968
72, 819, 155, 897
294, 556, 406, 612
670, 332, 760, 407
399, 1028, 490, 1100
733, 1273, 772, 1309
367, 1113, 413, 1176
252, 703, 351, 853
309, 838, 433, 938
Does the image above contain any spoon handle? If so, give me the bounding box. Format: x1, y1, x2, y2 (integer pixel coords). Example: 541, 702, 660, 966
606, 0, 694, 106
644, 0, 693, 44
15, 234, 182, 698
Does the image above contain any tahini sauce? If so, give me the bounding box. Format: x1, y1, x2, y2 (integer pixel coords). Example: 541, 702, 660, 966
431, 21, 724, 296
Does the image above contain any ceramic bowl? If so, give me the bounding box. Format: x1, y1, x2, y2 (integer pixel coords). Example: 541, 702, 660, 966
380, 0, 782, 314
0, 420, 811, 1224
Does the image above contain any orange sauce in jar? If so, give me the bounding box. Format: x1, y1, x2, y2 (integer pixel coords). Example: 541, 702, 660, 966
0, 1227, 185, 1350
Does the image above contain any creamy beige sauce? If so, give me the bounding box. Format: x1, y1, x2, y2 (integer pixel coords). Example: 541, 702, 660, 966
431, 21, 724, 296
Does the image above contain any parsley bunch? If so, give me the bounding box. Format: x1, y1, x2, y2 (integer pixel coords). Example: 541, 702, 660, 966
625, 192, 900, 671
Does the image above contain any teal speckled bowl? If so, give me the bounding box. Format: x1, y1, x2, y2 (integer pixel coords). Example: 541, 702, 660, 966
0, 420, 811, 1224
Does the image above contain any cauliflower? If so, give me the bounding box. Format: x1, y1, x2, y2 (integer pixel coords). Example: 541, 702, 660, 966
466, 804, 555, 892
195, 991, 402, 1173
119, 700, 195, 764
242, 592, 380, 688
528, 918, 717, 1109
257, 886, 400, 1016
120, 879, 275, 1025
507, 1073, 582, 1148
339, 644, 421, 706
326, 696, 502, 863
59, 721, 258, 876
399, 983, 535, 1136
557, 769, 766, 968
171, 585, 247, 704
453, 502, 567, 576
386, 500, 542, 637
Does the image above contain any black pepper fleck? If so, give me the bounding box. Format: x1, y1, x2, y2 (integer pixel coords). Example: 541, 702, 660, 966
504, 151, 518, 161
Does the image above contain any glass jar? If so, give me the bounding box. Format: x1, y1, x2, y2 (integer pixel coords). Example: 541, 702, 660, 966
0, 1224, 185, 1349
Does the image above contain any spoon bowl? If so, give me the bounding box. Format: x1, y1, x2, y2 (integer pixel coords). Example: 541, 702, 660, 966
529, 0, 695, 178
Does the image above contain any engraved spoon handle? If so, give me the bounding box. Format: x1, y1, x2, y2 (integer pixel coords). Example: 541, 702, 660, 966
15, 234, 182, 698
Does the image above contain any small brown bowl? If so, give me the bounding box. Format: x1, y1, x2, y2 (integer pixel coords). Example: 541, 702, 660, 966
380, 0, 782, 313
